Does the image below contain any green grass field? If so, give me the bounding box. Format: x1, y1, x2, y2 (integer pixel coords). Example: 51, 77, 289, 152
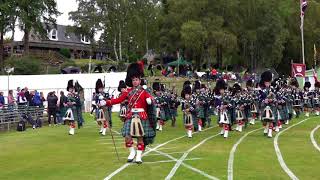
0, 113, 319, 180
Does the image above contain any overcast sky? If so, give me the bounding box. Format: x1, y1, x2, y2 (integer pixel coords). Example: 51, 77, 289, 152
56, 0, 78, 26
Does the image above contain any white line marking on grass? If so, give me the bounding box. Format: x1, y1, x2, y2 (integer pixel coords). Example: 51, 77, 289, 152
227, 128, 262, 180
144, 158, 202, 164
274, 117, 312, 180
144, 151, 186, 157
310, 125, 320, 152
152, 149, 219, 180
158, 147, 178, 150
103, 126, 217, 180
165, 133, 221, 180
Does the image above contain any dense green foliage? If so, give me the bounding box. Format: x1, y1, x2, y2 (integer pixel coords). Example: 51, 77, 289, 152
59, 48, 71, 59
5, 56, 42, 75
69, 0, 320, 73
2, 0, 320, 74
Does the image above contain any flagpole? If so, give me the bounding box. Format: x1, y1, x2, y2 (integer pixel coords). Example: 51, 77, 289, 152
314, 44, 317, 67
298, 0, 308, 86
301, 17, 305, 65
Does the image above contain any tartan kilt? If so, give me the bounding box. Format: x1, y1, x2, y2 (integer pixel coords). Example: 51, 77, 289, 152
287, 103, 293, 114
304, 99, 312, 108
170, 108, 178, 117
159, 109, 166, 120
164, 107, 172, 121
122, 118, 156, 138
244, 107, 252, 119
197, 107, 205, 119
208, 107, 215, 116
278, 108, 288, 121
312, 99, 320, 108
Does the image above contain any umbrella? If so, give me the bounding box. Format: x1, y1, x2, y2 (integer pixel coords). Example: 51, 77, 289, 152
61, 66, 81, 74
167, 57, 191, 66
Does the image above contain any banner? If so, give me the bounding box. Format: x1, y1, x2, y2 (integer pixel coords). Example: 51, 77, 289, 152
291, 63, 306, 77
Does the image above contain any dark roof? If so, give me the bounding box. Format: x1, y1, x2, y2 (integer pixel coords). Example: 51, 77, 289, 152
51, 25, 82, 44
13, 41, 92, 51
13, 24, 110, 53
29, 24, 85, 45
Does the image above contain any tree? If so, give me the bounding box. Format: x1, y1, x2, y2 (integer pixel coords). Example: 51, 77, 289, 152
0, 0, 16, 73
180, 20, 207, 69
69, 0, 102, 58
16, 0, 60, 55
70, 0, 161, 62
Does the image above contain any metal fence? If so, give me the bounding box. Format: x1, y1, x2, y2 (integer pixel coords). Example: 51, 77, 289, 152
0, 105, 45, 131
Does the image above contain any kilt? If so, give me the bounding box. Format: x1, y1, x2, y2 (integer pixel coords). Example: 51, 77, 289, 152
312, 98, 320, 108
262, 106, 277, 123
208, 106, 215, 116
64, 107, 78, 122
217, 110, 231, 124
244, 107, 252, 119
121, 118, 156, 139
277, 106, 288, 121
287, 103, 293, 114
164, 107, 172, 121
170, 108, 178, 117
183, 113, 197, 127
197, 107, 205, 119
304, 99, 312, 108
159, 109, 166, 120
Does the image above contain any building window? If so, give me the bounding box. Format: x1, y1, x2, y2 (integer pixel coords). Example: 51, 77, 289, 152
49, 29, 58, 41
81, 35, 90, 44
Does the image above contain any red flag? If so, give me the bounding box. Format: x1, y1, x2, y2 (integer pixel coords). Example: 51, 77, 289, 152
291, 63, 306, 77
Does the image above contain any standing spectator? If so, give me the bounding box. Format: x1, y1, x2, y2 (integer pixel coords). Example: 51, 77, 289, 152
14, 87, 21, 101
40, 92, 45, 108
47, 92, 58, 126
0, 92, 5, 109
32, 91, 42, 107
24, 87, 31, 105
7, 90, 15, 111
17, 89, 28, 106
57, 91, 67, 124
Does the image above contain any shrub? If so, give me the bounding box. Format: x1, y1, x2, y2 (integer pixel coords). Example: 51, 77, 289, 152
5, 56, 42, 75
59, 48, 71, 58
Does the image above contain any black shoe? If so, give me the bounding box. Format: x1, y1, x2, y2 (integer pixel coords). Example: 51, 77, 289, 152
136, 161, 143, 164
127, 159, 134, 163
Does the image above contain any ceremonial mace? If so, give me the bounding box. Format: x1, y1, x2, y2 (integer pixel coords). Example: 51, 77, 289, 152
105, 107, 120, 161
